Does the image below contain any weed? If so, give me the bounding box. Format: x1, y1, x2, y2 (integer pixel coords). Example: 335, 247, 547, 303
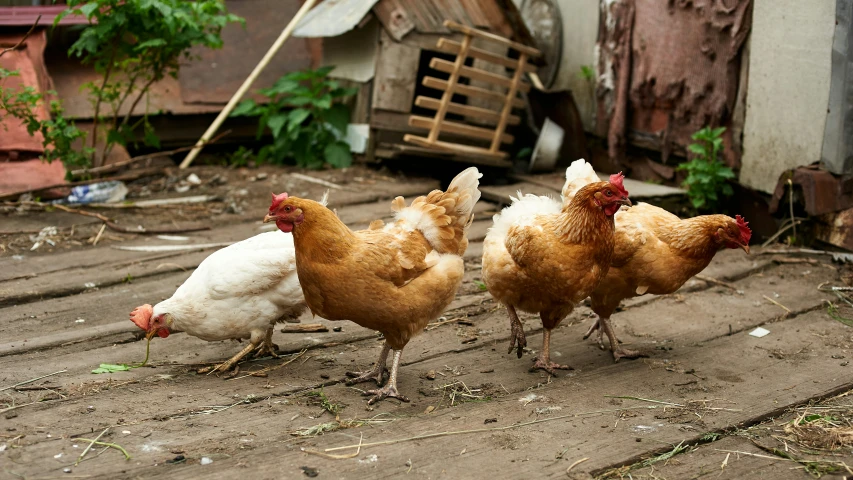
231, 67, 357, 168
677, 126, 735, 211
306, 388, 344, 416
473, 280, 487, 292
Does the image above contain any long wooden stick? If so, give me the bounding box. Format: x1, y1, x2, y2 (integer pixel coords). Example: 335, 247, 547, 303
178, 0, 319, 169
491, 52, 527, 153
427, 33, 472, 144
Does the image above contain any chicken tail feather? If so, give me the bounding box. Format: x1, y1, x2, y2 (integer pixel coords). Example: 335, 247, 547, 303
392, 167, 482, 255
561, 158, 600, 202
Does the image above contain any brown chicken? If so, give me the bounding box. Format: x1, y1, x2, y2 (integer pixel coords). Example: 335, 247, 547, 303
263, 167, 482, 404
481, 168, 631, 375
562, 160, 752, 361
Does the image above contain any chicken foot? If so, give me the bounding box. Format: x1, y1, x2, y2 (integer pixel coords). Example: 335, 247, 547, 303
583, 317, 621, 349
506, 304, 527, 358
205, 341, 257, 376
364, 349, 410, 405
589, 316, 645, 362
346, 343, 391, 386
252, 326, 280, 359
530, 328, 573, 376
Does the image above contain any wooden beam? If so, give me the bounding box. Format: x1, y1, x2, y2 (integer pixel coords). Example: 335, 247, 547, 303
490, 53, 528, 152
422, 77, 525, 108
437, 38, 537, 73
409, 115, 514, 144
414, 96, 520, 126
430, 58, 531, 93
427, 34, 472, 144
403, 134, 509, 160
443, 20, 541, 58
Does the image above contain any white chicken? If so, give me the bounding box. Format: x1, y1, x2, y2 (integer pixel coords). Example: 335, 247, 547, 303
128, 194, 328, 374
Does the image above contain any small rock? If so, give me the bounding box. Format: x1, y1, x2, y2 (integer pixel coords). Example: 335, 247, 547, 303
842, 362, 849, 366
175, 185, 191, 193
200, 457, 213, 465
425, 370, 436, 380
480, 368, 495, 373
63, 468, 72, 474
5, 412, 18, 420
332, 326, 342, 332
255, 172, 268, 180
484, 418, 497, 424
832, 354, 845, 359
636, 438, 642, 442
301, 466, 319, 477
186, 173, 201, 185
167, 455, 186, 464
320, 374, 330, 379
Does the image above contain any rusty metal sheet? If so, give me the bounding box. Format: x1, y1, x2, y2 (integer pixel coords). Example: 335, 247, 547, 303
596, 0, 752, 167
178, 0, 320, 105
0, 29, 50, 154
372, 0, 533, 45
0, 5, 90, 26
293, 0, 380, 38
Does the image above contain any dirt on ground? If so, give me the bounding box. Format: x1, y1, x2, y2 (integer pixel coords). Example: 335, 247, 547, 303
1, 164, 853, 479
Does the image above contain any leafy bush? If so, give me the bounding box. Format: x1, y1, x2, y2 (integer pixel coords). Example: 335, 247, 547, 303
231, 67, 357, 169
0, 68, 93, 178
57, 0, 243, 165
677, 126, 735, 210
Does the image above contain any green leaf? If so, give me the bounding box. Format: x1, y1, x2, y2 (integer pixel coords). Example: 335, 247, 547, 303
687, 144, 707, 156
324, 103, 350, 134
324, 141, 352, 168
312, 94, 333, 110
230, 99, 258, 117
288, 108, 311, 132
92, 363, 132, 374
711, 126, 726, 137
79, 2, 99, 19
137, 38, 167, 49
267, 113, 288, 139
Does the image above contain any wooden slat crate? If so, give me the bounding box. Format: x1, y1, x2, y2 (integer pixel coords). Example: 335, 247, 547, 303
403, 20, 541, 161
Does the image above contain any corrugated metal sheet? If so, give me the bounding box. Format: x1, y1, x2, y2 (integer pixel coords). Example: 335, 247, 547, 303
0, 6, 90, 26
293, 0, 380, 38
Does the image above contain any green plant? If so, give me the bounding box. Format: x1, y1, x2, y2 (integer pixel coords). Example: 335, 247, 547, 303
56, 0, 243, 166
231, 67, 357, 169
0, 67, 93, 178
579, 65, 595, 81
306, 389, 344, 415
677, 126, 735, 210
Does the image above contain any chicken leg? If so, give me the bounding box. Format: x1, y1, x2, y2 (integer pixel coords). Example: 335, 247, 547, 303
346, 343, 391, 386
252, 326, 280, 359
205, 341, 258, 375
530, 328, 572, 375
586, 316, 644, 361
364, 349, 410, 405
506, 304, 527, 358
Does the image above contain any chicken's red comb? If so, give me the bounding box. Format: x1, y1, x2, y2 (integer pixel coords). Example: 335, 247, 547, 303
270, 192, 289, 211
735, 215, 752, 244
609, 172, 629, 197
129, 304, 153, 331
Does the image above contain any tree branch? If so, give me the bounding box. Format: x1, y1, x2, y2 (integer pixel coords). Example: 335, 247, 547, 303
0, 15, 42, 59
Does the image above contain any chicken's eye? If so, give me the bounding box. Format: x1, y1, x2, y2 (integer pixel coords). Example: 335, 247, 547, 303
284, 206, 291, 212
605, 190, 613, 197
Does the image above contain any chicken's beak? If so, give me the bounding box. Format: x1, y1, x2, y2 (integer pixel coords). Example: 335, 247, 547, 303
263, 214, 276, 224
145, 329, 158, 341
617, 197, 632, 207
740, 243, 750, 254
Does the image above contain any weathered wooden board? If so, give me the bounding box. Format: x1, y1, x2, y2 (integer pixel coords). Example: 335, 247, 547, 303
372, 29, 420, 113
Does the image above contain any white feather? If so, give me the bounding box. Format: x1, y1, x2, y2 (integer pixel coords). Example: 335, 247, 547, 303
485, 191, 561, 242
561, 158, 600, 203
153, 230, 305, 343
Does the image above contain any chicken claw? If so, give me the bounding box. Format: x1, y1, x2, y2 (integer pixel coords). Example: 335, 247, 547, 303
365, 384, 410, 405
530, 358, 572, 376
506, 305, 527, 358
595, 316, 647, 362
612, 347, 645, 362
346, 344, 390, 386
252, 327, 280, 359
583, 317, 616, 350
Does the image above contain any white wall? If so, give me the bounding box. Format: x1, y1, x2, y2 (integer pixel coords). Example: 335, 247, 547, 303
739, 0, 836, 193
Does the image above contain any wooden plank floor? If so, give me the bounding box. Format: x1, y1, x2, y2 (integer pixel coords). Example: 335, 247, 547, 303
1, 185, 851, 479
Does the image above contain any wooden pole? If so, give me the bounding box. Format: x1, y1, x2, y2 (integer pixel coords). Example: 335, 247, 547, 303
490, 52, 527, 153
427, 33, 472, 144
178, 0, 319, 169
